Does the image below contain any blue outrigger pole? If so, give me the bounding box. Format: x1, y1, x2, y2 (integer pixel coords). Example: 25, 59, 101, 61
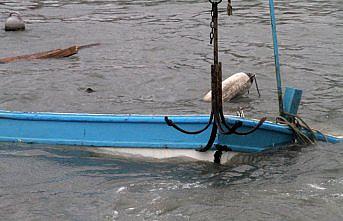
266, 0, 342, 144
268, 0, 284, 115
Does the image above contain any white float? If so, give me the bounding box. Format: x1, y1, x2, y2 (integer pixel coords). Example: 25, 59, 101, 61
203, 72, 254, 102
5, 12, 25, 31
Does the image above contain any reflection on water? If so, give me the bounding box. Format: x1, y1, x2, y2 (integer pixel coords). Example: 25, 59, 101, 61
0, 0, 342, 220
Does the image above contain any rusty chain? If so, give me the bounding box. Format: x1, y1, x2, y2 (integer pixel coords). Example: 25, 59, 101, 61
210, 0, 232, 44
227, 0, 232, 16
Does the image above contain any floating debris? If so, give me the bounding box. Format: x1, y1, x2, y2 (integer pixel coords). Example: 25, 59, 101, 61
85, 88, 95, 93
0, 43, 100, 63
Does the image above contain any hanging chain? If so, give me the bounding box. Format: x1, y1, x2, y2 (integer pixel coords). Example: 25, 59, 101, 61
210, 0, 232, 44
209, 6, 215, 44
227, 0, 232, 16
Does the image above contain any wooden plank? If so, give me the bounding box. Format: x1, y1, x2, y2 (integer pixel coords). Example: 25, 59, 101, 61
0, 43, 100, 63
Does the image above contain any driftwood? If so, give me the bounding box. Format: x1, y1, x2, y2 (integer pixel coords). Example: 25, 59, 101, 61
0, 43, 100, 63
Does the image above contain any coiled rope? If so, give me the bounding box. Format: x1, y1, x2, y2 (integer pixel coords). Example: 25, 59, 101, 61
276, 113, 318, 145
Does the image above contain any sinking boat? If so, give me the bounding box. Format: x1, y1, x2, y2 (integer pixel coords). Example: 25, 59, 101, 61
0, 0, 341, 164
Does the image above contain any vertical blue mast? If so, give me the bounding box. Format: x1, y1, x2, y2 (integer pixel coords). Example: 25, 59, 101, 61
268, 0, 284, 115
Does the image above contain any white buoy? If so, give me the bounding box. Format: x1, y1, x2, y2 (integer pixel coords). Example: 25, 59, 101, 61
5, 12, 25, 31
203, 72, 254, 102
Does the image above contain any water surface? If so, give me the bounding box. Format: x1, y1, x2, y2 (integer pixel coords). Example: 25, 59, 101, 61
0, 0, 342, 220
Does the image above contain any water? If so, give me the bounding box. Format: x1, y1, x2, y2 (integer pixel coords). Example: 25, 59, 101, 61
0, 0, 342, 220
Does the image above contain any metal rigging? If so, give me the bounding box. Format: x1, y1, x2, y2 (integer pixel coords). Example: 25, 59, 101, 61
165, 0, 266, 153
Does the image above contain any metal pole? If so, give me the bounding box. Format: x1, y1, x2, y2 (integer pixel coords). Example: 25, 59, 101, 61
211, 2, 223, 122
268, 0, 284, 115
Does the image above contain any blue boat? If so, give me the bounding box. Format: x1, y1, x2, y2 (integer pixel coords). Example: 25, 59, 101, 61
0, 0, 341, 163
0, 110, 340, 163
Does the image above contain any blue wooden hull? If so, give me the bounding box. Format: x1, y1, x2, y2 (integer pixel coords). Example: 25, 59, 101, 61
0, 110, 295, 153
0, 110, 340, 153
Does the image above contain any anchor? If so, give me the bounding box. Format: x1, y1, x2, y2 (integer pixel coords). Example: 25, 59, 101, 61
165, 0, 267, 153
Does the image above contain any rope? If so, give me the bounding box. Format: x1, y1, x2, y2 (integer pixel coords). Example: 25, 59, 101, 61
214, 150, 222, 164
164, 113, 214, 135
252, 74, 261, 97
196, 124, 218, 152
276, 115, 316, 145
283, 112, 319, 141
233, 117, 267, 135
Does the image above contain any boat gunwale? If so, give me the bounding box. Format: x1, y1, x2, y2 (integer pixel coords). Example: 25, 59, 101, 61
0, 110, 293, 135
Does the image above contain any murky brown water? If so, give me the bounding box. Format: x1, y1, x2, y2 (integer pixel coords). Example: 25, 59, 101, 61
0, 0, 342, 220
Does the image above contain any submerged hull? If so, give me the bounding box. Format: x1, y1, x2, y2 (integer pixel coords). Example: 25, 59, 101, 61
0, 110, 340, 162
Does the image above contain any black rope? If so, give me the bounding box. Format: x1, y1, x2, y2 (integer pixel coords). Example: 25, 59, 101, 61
213, 145, 232, 164
196, 123, 218, 152
217, 117, 243, 135
214, 150, 222, 164
246, 73, 261, 97
252, 74, 261, 97
218, 109, 241, 133
209, 0, 222, 3
217, 107, 266, 136
164, 113, 214, 135
233, 117, 267, 135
